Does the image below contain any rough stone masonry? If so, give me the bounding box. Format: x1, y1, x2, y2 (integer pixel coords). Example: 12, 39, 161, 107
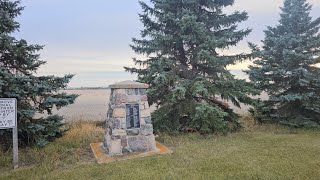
103, 81, 157, 156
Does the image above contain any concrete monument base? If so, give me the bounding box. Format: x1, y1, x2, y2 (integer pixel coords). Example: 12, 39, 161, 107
90, 142, 172, 164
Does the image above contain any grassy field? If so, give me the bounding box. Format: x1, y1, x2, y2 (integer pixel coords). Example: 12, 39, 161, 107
50, 89, 257, 122
1, 121, 320, 180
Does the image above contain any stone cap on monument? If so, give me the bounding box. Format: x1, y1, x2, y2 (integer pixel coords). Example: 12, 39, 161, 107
109, 80, 149, 89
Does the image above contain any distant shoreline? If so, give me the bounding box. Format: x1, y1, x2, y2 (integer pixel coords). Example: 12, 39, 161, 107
65, 87, 111, 90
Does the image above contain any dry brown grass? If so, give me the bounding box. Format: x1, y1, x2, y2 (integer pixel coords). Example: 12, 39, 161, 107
240, 113, 257, 130
64, 121, 104, 141
0, 121, 104, 174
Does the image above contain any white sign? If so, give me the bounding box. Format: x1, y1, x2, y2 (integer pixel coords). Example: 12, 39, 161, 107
0, 98, 19, 169
0, 98, 17, 129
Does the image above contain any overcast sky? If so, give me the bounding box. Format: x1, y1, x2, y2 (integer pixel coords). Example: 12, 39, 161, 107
15, 0, 320, 87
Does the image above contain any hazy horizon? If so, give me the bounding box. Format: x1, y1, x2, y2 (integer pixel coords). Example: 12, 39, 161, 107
60, 69, 248, 88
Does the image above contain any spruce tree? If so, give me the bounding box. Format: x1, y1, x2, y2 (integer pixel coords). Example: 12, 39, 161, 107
125, 0, 257, 133
0, 0, 78, 148
247, 0, 320, 127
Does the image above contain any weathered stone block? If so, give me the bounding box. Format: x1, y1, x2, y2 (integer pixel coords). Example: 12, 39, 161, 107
127, 136, 149, 152
103, 132, 111, 148
120, 118, 126, 129
144, 117, 152, 124
126, 89, 135, 95
146, 134, 157, 151
140, 124, 154, 136
112, 118, 121, 129
115, 94, 127, 105
135, 89, 139, 95
110, 95, 116, 104
140, 118, 146, 125
140, 95, 148, 101
113, 129, 127, 136
143, 102, 150, 109
139, 89, 147, 95
122, 147, 132, 154
107, 120, 114, 129
115, 89, 126, 95
113, 108, 126, 118
103, 141, 108, 150
127, 135, 156, 152
110, 104, 125, 109
109, 139, 122, 156
111, 135, 121, 140
126, 89, 140, 95
140, 109, 151, 118
140, 102, 149, 110
126, 129, 140, 136
121, 136, 128, 147
110, 81, 149, 89
127, 95, 139, 103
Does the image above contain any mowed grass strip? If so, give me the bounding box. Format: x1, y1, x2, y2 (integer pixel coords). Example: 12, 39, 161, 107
1, 122, 320, 180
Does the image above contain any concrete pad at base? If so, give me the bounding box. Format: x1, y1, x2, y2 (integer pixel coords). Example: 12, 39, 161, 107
90, 142, 172, 164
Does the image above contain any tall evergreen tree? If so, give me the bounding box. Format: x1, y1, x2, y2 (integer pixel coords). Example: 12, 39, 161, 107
125, 0, 257, 133
247, 0, 320, 127
0, 0, 77, 148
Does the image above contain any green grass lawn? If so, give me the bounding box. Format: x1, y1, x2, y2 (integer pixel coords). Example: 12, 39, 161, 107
1, 122, 320, 180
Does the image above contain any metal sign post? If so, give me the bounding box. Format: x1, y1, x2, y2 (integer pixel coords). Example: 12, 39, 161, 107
0, 98, 18, 169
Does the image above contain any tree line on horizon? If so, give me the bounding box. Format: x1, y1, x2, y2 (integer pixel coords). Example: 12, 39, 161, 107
0, 0, 319, 148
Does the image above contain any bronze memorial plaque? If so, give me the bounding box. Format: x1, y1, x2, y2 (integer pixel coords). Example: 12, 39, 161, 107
126, 104, 140, 129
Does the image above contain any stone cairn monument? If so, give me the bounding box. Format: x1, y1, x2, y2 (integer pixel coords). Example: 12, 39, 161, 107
103, 81, 157, 156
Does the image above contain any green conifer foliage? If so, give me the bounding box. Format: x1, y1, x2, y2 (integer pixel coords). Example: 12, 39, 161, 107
247, 0, 320, 127
0, 0, 78, 147
126, 0, 257, 133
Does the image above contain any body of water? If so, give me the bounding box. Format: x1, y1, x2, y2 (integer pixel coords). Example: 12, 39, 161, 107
65, 70, 248, 88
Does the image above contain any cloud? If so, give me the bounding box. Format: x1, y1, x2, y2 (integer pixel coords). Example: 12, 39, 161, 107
17, 0, 320, 87
233, 0, 320, 14
37, 44, 150, 76
38, 52, 137, 75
